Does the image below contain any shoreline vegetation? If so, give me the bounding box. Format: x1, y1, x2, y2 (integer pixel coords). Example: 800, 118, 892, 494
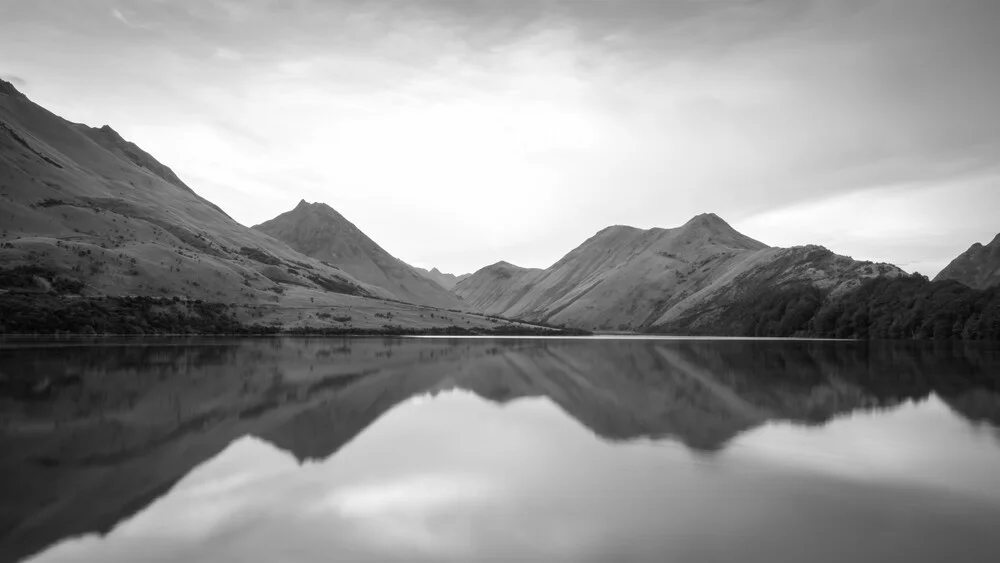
0, 293, 591, 337
648, 274, 1000, 340
0, 266, 590, 337
2, 266, 998, 340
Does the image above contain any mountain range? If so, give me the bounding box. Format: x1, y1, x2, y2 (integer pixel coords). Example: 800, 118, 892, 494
0, 79, 380, 302
453, 214, 903, 331
1, 77, 998, 336
0, 79, 547, 334
412, 265, 470, 290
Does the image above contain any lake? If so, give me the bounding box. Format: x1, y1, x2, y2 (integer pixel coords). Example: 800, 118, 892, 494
2, 336, 1000, 562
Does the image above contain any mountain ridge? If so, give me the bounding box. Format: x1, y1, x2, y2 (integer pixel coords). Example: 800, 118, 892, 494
454, 216, 901, 330
413, 265, 470, 290
0, 78, 555, 334
0, 78, 389, 306
4, 77, 996, 337
934, 232, 1000, 289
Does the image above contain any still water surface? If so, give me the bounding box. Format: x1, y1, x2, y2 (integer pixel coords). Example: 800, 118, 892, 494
2, 337, 1000, 562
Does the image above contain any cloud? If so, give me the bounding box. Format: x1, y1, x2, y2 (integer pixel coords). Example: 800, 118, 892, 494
110, 8, 130, 25
3, 0, 998, 274
213, 47, 243, 61
110, 6, 153, 29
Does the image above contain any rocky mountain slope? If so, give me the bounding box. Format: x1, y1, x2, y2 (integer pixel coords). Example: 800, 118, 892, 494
254, 201, 465, 309
413, 266, 469, 290
934, 233, 1000, 289
454, 213, 902, 331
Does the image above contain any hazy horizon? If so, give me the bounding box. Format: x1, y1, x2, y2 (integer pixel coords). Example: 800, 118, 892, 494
3, 0, 998, 276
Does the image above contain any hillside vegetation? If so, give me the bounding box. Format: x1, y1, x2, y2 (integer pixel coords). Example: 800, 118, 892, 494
652, 274, 1000, 340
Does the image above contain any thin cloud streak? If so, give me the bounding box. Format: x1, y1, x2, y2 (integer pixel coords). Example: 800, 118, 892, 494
110, 8, 128, 25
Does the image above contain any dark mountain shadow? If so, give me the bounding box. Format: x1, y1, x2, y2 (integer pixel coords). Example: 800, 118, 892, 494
2, 337, 998, 562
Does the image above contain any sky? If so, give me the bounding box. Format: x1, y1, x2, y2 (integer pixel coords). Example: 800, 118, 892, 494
1, 0, 999, 275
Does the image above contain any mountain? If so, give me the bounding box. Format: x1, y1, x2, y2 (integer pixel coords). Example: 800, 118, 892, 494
451, 260, 543, 313
0, 78, 385, 305
253, 200, 466, 309
0, 79, 536, 333
455, 213, 903, 330
650, 244, 904, 333
934, 233, 1000, 289
413, 265, 470, 290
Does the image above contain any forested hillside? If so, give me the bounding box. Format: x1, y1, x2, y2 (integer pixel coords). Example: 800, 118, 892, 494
652, 274, 1000, 340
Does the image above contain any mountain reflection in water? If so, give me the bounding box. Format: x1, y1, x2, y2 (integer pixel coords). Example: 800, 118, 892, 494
2, 337, 1000, 563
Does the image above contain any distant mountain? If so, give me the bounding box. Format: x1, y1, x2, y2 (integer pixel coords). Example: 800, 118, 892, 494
413, 265, 470, 290
254, 201, 466, 309
934, 233, 1000, 289
455, 213, 902, 331
0, 78, 388, 306
451, 260, 543, 313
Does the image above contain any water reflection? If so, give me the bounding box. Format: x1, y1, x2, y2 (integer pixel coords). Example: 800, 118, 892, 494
2, 337, 1000, 562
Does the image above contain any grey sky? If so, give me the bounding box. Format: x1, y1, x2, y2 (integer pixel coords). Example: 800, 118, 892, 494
2, 0, 998, 275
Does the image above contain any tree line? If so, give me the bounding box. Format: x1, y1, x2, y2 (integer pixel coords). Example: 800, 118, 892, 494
654, 274, 1000, 340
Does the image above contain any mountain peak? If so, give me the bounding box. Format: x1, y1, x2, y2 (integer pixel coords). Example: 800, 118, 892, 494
94, 124, 127, 143
683, 212, 729, 228
596, 224, 641, 235
673, 212, 768, 251
0, 78, 25, 98
289, 199, 342, 217
934, 231, 1000, 289
254, 201, 466, 308
966, 232, 1000, 251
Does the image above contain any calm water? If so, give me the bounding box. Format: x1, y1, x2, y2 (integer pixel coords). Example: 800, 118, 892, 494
2, 337, 1000, 563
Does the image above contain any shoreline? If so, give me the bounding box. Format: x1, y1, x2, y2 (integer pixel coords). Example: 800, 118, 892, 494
0, 326, 593, 338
